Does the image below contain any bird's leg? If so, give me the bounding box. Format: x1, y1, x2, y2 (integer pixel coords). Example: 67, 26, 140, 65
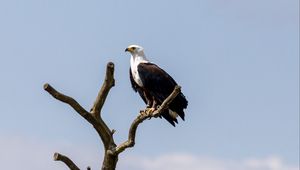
146, 104, 155, 115
146, 100, 152, 108
144, 102, 155, 118
144, 98, 156, 120
141, 92, 154, 117
152, 99, 161, 110
151, 99, 158, 110
144, 91, 153, 108
146, 97, 157, 115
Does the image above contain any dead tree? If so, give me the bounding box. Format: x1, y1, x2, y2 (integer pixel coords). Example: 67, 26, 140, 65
44, 62, 181, 170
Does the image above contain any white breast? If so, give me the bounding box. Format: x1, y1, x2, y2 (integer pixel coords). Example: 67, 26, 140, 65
130, 55, 148, 87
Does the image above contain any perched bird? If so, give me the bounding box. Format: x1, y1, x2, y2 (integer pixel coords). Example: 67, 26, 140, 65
125, 45, 188, 126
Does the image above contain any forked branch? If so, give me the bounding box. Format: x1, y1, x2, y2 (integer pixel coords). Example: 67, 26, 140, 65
44, 63, 117, 170
44, 62, 115, 150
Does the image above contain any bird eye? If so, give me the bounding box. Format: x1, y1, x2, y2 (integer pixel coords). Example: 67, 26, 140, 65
132, 47, 136, 50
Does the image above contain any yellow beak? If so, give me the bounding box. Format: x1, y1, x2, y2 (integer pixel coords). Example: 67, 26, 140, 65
125, 47, 132, 52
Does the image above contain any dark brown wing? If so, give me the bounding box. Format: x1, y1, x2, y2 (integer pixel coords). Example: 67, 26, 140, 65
138, 63, 188, 125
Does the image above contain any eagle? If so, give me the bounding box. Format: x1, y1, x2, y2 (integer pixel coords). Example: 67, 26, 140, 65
125, 45, 188, 126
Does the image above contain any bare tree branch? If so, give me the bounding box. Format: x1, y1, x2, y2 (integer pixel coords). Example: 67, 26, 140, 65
53, 152, 80, 170
89, 62, 116, 149
152, 85, 181, 117
45, 62, 184, 170
43, 83, 95, 124
91, 62, 115, 120
44, 62, 118, 170
115, 86, 181, 154
44, 64, 115, 150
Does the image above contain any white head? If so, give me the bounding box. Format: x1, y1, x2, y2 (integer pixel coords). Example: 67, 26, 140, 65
125, 44, 146, 57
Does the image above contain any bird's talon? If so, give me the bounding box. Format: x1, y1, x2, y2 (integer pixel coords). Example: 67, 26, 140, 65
148, 107, 156, 114
139, 110, 147, 117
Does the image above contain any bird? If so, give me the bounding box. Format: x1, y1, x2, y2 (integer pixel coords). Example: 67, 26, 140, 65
125, 44, 188, 126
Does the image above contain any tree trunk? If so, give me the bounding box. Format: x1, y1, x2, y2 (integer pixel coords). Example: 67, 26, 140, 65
102, 151, 118, 170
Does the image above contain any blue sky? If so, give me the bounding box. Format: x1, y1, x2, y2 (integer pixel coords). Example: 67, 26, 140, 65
0, 0, 299, 169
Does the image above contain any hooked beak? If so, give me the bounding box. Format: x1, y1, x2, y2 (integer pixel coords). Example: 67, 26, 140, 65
125, 47, 132, 52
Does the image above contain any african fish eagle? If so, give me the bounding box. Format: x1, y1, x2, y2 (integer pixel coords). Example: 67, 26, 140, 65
125, 45, 188, 126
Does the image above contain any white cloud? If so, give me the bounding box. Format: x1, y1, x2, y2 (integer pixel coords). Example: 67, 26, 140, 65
0, 136, 298, 170
119, 153, 299, 170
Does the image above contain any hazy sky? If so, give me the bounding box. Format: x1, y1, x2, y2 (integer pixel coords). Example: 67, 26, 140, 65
0, 0, 299, 170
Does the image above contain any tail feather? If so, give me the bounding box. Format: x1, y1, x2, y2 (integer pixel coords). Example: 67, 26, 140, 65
169, 92, 188, 121
161, 111, 178, 127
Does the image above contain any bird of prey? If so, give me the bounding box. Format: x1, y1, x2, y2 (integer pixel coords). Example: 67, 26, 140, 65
125, 45, 188, 126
